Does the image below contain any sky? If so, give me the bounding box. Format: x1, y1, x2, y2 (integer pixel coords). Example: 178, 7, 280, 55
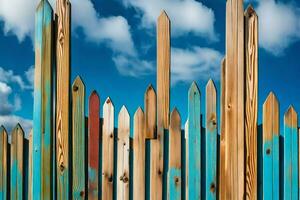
0, 0, 300, 134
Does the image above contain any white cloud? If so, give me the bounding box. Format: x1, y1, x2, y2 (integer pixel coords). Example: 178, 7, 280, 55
255, 0, 300, 55
0, 81, 21, 115
171, 46, 223, 85
25, 65, 34, 89
123, 0, 217, 40
0, 115, 32, 135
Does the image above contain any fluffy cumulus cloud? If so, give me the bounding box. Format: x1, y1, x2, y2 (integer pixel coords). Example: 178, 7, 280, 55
123, 0, 217, 40
0, 115, 32, 135
171, 47, 223, 84
255, 0, 300, 55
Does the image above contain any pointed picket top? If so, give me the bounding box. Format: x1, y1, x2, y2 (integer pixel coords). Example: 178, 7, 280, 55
170, 108, 181, 129
134, 107, 144, 120
119, 105, 129, 119
13, 123, 24, 135
104, 97, 114, 107
158, 10, 170, 22
264, 92, 278, 106
263, 92, 279, 140
284, 106, 298, 128
145, 84, 157, 139
72, 76, 85, 90
118, 106, 130, 137
0, 125, 7, 134
36, 0, 53, 11
245, 4, 257, 17
188, 81, 201, 98
206, 79, 216, 96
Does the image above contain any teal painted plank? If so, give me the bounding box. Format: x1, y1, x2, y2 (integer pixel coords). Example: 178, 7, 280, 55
205, 80, 217, 199
168, 169, 181, 200
72, 77, 86, 199
283, 106, 298, 199
33, 0, 54, 199
0, 126, 8, 200
187, 82, 201, 199
10, 124, 24, 200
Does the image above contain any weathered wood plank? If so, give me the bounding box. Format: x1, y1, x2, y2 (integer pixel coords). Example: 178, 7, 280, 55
283, 106, 298, 199
133, 108, 146, 200
154, 10, 171, 200
56, 0, 71, 198
0, 126, 8, 200
184, 120, 188, 200
88, 91, 100, 199
149, 139, 161, 200
102, 97, 114, 200
168, 109, 181, 200
205, 80, 217, 199
145, 85, 156, 139
117, 106, 130, 200
72, 77, 86, 199
224, 0, 245, 198
245, 6, 258, 199
10, 124, 24, 200
34, 1, 54, 199
262, 92, 279, 199
28, 131, 33, 200
187, 82, 201, 199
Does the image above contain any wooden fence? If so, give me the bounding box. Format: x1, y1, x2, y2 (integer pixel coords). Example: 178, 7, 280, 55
0, 0, 299, 199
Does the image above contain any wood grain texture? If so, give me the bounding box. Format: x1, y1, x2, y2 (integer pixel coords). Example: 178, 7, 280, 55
224, 0, 245, 198
187, 82, 201, 199
102, 97, 114, 200
244, 6, 258, 200
88, 91, 100, 199
133, 108, 146, 200
56, 0, 71, 199
10, 124, 24, 200
145, 85, 156, 139
72, 77, 86, 199
34, 1, 54, 199
205, 80, 217, 200
168, 109, 181, 200
117, 106, 130, 200
219, 57, 226, 199
0, 126, 8, 200
262, 93, 279, 200
283, 106, 298, 199
149, 139, 161, 200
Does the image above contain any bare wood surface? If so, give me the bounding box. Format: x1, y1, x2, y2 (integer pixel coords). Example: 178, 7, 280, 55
0, 126, 8, 200
145, 85, 156, 139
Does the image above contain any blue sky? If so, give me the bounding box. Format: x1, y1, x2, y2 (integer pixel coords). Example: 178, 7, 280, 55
0, 0, 300, 134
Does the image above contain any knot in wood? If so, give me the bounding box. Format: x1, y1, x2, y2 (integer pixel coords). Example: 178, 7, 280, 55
210, 183, 216, 193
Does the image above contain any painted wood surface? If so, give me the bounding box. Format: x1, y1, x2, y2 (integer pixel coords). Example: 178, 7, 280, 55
283, 106, 298, 199
28, 131, 33, 200
262, 93, 279, 200
205, 80, 217, 199
10, 124, 24, 200
33, 1, 54, 199
133, 108, 146, 200
245, 6, 258, 199
88, 91, 100, 199
117, 106, 130, 200
72, 77, 86, 199
168, 109, 181, 200
145, 85, 156, 139
224, 0, 245, 198
56, 0, 71, 199
185, 120, 189, 200
102, 98, 114, 200
187, 82, 201, 199
0, 126, 7, 200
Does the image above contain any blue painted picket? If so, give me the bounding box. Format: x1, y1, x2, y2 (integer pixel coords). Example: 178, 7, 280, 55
283, 106, 298, 199
187, 82, 201, 199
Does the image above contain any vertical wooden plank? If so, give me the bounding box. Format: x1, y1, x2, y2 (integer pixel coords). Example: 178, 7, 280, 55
262, 93, 279, 200
0, 126, 8, 200
133, 108, 146, 200
219, 57, 226, 199
153, 10, 170, 200
117, 106, 130, 200
56, 0, 71, 198
185, 120, 188, 200
187, 82, 201, 199
34, 1, 54, 199
28, 131, 33, 200
10, 124, 24, 200
205, 80, 217, 199
102, 97, 114, 200
283, 106, 298, 199
72, 76, 86, 199
244, 5, 258, 199
145, 85, 156, 139
224, 0, 245, 198
88, 91, 100, 199
168, 109, 182, 200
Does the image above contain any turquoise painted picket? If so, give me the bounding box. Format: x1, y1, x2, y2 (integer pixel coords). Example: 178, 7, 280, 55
187, 82, 201, 199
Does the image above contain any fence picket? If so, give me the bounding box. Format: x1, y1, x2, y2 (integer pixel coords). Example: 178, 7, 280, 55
145, 85, 156, 139
187, 82, 201, 199
205, 80, 217, 199
283, 106, 298, 199
0, 126, 8, 200
102, 97, 114, 199
10, 124, 24, 200
262, 92, 279, 199
72, 77, 86, 199
117, 106, 130, 200
28, 131, 33, 200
